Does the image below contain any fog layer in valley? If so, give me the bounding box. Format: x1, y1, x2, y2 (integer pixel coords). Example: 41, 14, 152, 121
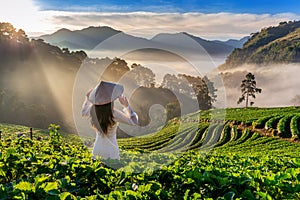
218, 64, 300, 108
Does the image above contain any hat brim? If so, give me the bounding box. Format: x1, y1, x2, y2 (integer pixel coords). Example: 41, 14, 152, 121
88, 81, 124, 105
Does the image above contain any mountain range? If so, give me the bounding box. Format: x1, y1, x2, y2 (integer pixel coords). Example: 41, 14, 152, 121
38, 26, 249, 59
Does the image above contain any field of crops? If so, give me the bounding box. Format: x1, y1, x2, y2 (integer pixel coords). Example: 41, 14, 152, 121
119, 106, 300, 150
0, 107, 300, 199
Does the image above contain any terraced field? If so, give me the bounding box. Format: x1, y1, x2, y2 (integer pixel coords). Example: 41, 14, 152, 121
0, 107, 300, 199
119, 107, 300, 152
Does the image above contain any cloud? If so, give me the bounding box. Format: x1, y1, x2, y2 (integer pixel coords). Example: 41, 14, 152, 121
30, 11, 300, 40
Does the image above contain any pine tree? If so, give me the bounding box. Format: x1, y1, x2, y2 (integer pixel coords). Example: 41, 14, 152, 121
237, 73, 262, 107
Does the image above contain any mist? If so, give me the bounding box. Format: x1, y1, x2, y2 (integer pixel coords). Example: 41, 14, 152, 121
217, 64, 300, 108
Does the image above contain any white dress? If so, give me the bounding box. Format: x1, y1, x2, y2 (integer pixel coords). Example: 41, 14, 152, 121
92, 106, 138, 160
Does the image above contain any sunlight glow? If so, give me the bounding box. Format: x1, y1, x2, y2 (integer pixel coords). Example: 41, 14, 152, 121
0, 0, 49, 35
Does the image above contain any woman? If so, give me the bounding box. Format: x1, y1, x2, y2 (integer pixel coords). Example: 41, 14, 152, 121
81, 81, 138, 160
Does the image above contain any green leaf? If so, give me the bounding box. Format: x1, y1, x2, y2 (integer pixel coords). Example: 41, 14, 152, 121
184, 189, 190, 200
224, 191, 235, 200
84, 195, 98, 200
257, 192, 273, 200
44, 182, 58, 192
48, 189, 60, 196
241, 189, 255, 200
6, 148, 16, 156
108, 190, 123, 199
0, 169, 6, 177
285, 168, 299, 177
95, 168, 108, 176
35, 175, 50, 185
192, 193, 202, 199
239, 176, 252, 185
59, 192, 72, 200
292, 158, 300, 167
0, 185, 8, 200
125, 190, 140, 199
150, 182, 161, 191
15, 181, 34, 193
277, 173, 291, 181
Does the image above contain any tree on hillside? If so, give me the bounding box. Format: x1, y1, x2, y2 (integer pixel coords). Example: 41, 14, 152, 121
0, 22, 28, 42
237, 72, 262, 107
161, 74, 217, 110
101, 58, 130, 82
161, 74, 182, 94
181, 74, 217, 110
203, 76, 218, 104
130, 63, 155, 87
291, 94, 300, 105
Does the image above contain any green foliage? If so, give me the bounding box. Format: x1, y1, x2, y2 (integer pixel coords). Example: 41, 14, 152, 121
2, 132, 299, 199
49, 124, 61, 139
161, 74, 217, 110
1, 107, 300, 199
277, 115, 293, 138
221, 20, 300, 68
214, 124, 231, 147
166, 102, 181, 121
129, 63, 156, 87
252, 115, 273, 128
48, 124, 62, 150
290, 115, 300, 139
265, 115, 283, 130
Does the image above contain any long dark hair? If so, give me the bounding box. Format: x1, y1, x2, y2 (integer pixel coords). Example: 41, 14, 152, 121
90, 102, 115, 134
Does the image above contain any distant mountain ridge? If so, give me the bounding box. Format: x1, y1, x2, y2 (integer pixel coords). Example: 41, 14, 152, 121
213, 36, 249, 49
220, 20, 300, 70
38, 26, 248, 57
38, 26, 121, 50
151, 32, 248, 56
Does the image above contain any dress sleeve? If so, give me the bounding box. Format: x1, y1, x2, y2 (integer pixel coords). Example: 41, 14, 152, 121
113, 105, 138, 125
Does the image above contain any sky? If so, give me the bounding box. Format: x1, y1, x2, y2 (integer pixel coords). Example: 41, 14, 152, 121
35, 0, 300, 14
0, 0, 300, 40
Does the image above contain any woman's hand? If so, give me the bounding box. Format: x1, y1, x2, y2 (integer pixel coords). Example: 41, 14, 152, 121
118, 95, 129, 107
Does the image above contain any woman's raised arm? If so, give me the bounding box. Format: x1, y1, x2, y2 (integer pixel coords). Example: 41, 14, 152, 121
113, 95, 138, 125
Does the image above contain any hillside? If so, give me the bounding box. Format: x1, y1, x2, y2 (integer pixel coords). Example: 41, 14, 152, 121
0, 22, 88, 132
220, 20, 300, 69
119, 106, 300, 151
1, 107, 300, 199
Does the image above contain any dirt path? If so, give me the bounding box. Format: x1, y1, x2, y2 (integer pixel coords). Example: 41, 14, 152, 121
234, 122, 299, 143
